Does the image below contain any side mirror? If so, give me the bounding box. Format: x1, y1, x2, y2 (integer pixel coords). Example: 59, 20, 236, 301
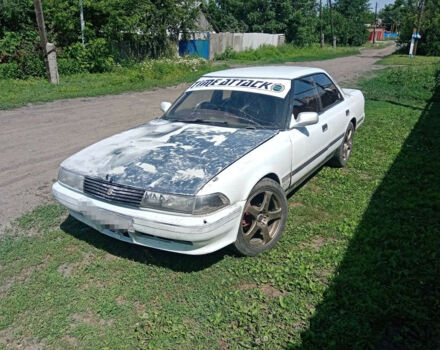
290, 112, 319, 128
160, 101, 172, 113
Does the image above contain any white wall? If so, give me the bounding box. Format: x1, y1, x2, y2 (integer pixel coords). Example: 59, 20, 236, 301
209, 32, 285, 59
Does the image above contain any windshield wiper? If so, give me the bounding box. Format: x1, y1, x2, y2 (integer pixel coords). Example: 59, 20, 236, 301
179, 119, 230, 126
233, 115, 265, 128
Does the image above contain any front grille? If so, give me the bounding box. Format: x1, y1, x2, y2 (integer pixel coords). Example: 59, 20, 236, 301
83, 177, 145, 207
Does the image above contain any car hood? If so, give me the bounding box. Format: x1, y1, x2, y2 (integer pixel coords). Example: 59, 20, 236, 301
62, 119, 278, 195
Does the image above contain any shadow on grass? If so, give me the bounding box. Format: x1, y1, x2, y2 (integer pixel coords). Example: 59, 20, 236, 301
295, 72, 440, 348
60, 216, 238, 272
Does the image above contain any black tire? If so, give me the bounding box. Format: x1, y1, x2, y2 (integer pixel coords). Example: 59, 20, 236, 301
234, 178, 288, 256
328, 122, 355, 168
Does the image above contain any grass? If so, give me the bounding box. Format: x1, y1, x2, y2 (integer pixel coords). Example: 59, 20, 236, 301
215, 44, 360, 63
0, 43, 367, 110
378, 53, 440, 66
0, 57, 226, 110
1, 56, 439, 349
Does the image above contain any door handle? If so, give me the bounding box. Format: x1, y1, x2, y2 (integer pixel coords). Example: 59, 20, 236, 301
346, 109, 350, 116
322, 124, 328, 132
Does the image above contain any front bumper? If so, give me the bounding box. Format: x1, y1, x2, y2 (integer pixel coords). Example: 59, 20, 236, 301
52, 182, 244, 255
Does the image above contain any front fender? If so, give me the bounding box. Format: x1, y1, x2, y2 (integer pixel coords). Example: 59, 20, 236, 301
198, 132, 292, 203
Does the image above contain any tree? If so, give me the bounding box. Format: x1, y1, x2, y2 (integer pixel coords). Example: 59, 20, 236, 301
203, 0, 319, 45
379, 0, 405, 31
381, 0, 440, 56
333, 0, 370, 45
398, 0, 440, 56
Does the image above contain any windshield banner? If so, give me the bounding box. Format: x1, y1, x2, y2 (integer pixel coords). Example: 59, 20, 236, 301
187, 77, 291, 99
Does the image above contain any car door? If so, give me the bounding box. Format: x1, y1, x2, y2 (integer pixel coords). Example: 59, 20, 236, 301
312, 73, 347, 153
288, 76, 332, 186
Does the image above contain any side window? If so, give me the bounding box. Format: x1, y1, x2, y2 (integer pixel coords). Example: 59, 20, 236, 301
292, 76, 320, 119
313, 73, 343, 110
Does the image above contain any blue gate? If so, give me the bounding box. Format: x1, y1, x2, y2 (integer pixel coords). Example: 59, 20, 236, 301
179, 33, 210, 59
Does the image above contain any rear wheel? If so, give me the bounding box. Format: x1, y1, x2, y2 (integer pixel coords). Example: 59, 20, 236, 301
329, 122, 355, 168
234, 178, 287, 256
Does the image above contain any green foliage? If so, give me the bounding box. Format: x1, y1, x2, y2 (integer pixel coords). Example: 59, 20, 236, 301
0, 57, 219, 109
215, 43, 359, 63
0, 30, 45, 79
0, 62, 21, 79
379, 1, 405, 31
0, 31, 23, 62
0, 46, 363, 109
332, 0, 371, 46
0, 0, 200, 78
379, 53, 440, 66
59, 39, 115, 74
41, 0, 200, 59
383, 0, 440, 56
203, 0, 320, 45
204, 0, 372, 46
1, 58, 439, 348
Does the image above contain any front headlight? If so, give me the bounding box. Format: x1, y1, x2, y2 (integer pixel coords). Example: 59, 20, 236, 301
193, 193, 230, 215
58, 167, 84, 192
140, 191, 230, 215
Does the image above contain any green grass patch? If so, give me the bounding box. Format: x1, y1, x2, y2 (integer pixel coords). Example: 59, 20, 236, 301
1, 59, 439, 349
378, 53, 440, 66
360, 41, 393, 50
0, 44, 376, 110
215, 44, 360, 64
0, 57, 226, 110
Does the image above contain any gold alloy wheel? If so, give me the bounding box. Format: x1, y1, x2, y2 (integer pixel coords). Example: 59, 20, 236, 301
241, 190, 283, 247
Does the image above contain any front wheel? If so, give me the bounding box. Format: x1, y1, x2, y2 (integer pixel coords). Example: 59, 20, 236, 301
234, 178, 288, 256
329, 122, 355, 168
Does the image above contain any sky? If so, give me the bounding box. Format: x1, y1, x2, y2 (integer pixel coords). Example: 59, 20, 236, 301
369, 0, 395, 11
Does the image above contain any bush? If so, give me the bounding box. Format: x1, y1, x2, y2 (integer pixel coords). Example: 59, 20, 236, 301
0, 62, 20, 79
86, 39, 115, 73
139, 56, 208, 79
0, 30, 46, 79
59, 39, 115, 74
57, 58, 87, 75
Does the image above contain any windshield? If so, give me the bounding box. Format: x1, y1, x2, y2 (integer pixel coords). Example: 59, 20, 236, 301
163, 89, 289, 129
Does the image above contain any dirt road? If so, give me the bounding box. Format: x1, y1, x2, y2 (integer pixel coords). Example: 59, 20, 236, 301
0, 44, 396, 233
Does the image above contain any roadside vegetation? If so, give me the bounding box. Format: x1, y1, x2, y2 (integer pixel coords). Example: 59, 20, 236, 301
0, 57, 225, 110
215, 44, 360, 63
378, 54, 440, 66
1, 56, 439, 349
0, 44, 368, 110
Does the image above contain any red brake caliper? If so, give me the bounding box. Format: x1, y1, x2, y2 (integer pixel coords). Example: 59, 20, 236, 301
242, 212, 251, 228
242, 207, 256, 229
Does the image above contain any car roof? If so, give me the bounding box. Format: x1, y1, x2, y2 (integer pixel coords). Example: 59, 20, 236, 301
203, 66, 327, 80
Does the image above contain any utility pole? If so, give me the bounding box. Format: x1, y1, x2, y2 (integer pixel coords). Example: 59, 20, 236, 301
413, 0, 425, 55
79, 0, 85, 47
34, 0, 48, 50
373, 2, 378, 44
320, 0, 324, 48
34, 0, 59, 83
328, 0, 336, 48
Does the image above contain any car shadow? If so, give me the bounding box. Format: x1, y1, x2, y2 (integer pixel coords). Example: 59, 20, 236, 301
60, 215, 240, 272
293, 71, 440, 348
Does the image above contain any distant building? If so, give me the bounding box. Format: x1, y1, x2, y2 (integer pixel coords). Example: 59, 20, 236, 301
368, 28, 385, 42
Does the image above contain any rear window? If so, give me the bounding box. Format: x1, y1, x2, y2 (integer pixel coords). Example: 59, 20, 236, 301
313, 73, 343, 110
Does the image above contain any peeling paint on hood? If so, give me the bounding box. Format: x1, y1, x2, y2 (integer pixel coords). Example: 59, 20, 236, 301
62, 119, 278, 195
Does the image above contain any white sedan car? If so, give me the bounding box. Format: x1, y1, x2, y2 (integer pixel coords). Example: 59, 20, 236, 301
53, 66, 365, 256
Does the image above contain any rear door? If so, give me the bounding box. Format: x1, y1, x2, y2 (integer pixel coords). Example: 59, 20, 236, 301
288, 76, 332, 186
312, 73, 347, 153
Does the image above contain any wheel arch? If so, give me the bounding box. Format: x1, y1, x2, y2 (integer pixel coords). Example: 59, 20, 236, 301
350, 117, 357, 129
261, 172, 281, 184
